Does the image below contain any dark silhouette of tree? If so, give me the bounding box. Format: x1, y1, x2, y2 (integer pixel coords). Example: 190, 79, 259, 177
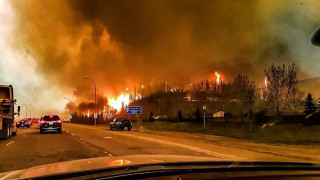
304, 93, 316, 115
195, 107, 201, 122
233, 74, 255, 123
178, 110, 183, 122
149, 111, 154, 121
264, 63, 298, 122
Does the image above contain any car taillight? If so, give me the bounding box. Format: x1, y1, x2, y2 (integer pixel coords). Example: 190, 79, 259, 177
40, 120, 46, 124
56, 120, 62, 123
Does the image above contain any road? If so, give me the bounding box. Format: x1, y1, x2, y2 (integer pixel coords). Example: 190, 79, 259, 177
1, 123, 320, 173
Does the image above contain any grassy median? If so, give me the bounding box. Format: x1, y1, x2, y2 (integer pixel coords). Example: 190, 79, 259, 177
135, 121, 320, 144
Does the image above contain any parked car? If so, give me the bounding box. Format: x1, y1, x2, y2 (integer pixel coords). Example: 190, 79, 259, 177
110, 118, 132, 131
39, 115, 62, 134
16, 119, 30, 128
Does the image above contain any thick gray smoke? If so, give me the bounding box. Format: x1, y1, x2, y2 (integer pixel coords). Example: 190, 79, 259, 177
7, 0, 320, 112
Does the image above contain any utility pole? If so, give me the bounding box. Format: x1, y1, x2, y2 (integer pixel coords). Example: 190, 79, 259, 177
84, 78, 97, 125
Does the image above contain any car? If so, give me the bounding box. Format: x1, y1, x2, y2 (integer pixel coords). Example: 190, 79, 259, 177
32, 118, 39, 124
63, 117, 71, 123
27, 118, 32, 126
39, 115, 62, 134
38, 117, 43, 129
16, 119, 30, 128
110, 118, 132, 131
2, 155, 320, 179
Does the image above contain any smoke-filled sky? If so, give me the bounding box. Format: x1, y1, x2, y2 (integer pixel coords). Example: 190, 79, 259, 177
1, 0, 320, 117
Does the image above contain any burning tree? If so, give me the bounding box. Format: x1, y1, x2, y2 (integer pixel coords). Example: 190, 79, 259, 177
264, 63, 298, 122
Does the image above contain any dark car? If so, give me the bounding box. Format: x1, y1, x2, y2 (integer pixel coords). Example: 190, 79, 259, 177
16, 119, 30, 128
110, 118, 132, 131
39, 115, 62, 134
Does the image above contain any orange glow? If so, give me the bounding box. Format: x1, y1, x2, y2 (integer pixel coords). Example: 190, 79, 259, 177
215, 72, 221, 84
109, 92, 130, 111
109, 159, 132, 166
264, 77, 268, 88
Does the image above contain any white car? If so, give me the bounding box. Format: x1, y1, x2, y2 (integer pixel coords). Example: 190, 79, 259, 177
63, 117, 71, 123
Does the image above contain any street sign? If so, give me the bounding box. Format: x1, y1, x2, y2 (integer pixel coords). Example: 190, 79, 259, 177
126, 106, 142, 114
69, 115, 72, 119
94, 113, 97, 119
203, 105, 207, 110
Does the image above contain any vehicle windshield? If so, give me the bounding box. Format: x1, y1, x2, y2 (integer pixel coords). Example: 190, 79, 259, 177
0, 87, 10, 100
43, 116, 60, 121
1, 0, 320, 178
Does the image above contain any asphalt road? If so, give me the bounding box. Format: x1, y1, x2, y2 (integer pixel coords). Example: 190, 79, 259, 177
1, 123, 320, 173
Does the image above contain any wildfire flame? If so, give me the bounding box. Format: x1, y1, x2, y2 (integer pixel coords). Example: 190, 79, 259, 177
264, 77, 268, 88
109, 92, 130, 111
215, 72, 220, 84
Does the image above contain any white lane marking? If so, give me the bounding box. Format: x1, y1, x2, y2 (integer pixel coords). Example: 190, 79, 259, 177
104, 151, 108, 154
22, 134, 26, 136
105, 131, 244, 160
6, 141, 14, 146
80, 138, 84, 141
66, 131, 69, 133
104, 137, 112, 139
108, 154, 113, 156
71, 133, 75, 136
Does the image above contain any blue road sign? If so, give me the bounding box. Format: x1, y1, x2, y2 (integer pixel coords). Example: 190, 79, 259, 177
126, 106, 142, 114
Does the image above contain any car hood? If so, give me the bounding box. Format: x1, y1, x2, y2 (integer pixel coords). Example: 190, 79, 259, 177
0, 155, 220, 179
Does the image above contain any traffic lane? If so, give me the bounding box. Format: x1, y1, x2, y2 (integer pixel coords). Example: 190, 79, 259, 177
63, 123, 225, 158
63, 123, 314, 162
0, 124, 106, 173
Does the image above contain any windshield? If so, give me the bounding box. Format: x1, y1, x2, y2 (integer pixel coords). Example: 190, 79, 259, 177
43, 116, 60, 121
0, 87, 10, 99
1, 0, 320, 178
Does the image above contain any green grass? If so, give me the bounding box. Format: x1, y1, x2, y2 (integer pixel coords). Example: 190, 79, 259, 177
135, 121, 320, 144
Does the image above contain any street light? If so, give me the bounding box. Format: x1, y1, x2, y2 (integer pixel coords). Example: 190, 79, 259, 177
29, 109, 32, 119
22, 104, 32, 119
84, 77, 97, 126
64, 97, 72, 118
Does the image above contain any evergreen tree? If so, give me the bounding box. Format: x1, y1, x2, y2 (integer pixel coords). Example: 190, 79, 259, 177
195, 107, 201, 122
149, 111, 154, 121
304, 93, 317, 115
177, 110, 183, 122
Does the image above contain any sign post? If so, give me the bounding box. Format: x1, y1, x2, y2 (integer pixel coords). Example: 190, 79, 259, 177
203, 105, 206, 130
125, 106, 142, 114
126, 106, 142, 131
